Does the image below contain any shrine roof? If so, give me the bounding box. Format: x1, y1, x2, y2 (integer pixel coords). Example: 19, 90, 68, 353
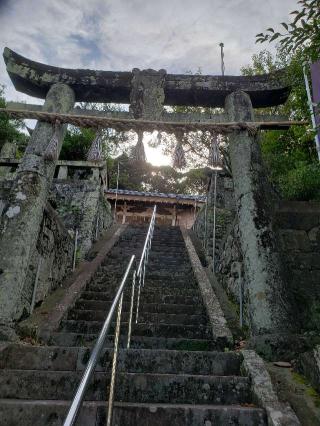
105, 188, 206, 205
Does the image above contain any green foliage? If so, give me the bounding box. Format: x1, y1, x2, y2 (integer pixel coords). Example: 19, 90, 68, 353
59, 101, 208, 195
108, 153, 207, 194
256, 0, 320, 58
60, 127, 95, 160
252, 0, 320, 201
242, 48, 319, 200
0, 85, 29, 153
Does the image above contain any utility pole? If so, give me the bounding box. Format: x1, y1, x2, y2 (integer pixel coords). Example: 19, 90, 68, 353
219, 42, 225, 76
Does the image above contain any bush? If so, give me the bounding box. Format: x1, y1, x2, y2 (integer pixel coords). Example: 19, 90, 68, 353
279, 162, 320, 201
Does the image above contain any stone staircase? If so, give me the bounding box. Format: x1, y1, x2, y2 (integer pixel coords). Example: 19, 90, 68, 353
0, 225, 267, 425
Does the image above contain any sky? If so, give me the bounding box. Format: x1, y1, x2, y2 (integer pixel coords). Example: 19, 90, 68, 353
0, 0, 295, 165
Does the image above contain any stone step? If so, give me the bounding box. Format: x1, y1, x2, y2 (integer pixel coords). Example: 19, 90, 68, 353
47, 333, 216, 351
116, 373, 252, 405
111, 402, 266, 426
87, 280, 199, 293
81, 291, 202, 304
93, 271, 194, 282
75, 300, 206, 315
0, 370, 251, 404
59, 320, 212, 339
148, 254, 190, 261
99, 263, 191, 271
91, 275, 197, 285
0, 345, 241, 375
123, 349, 241, 375
67, 309, 207, 325
0, 399, 267, 426
83, 285, 200, 297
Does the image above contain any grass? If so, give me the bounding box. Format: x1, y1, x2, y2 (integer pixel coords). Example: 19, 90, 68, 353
292, 372, 320, 408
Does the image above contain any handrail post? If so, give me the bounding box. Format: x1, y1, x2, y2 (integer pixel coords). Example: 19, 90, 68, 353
127, 270, 136, 349
135, 205, 156, 323
107, 292, 124, 426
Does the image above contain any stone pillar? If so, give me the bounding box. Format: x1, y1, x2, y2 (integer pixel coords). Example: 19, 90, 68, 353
224, 90, 291, 335
129, 68, 166, 120
0, 83, 75, 340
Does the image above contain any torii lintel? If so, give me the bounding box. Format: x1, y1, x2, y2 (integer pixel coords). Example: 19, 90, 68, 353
3, 47, 290, 108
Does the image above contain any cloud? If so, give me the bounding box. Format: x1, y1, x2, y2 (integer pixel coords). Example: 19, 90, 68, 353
0, 0, 295, 103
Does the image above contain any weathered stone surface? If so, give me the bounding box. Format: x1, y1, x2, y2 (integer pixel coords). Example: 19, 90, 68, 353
267, 362, 320, 426
0, 142, 17, 180
129, 68, 166, 120
181, 228, 233, 346
3, 47, 290, 108
247, 333, 320, 362
216, 220, 244, 304
279, 229, 311, 252
241, 350, 301, 425
193, 172, 235, 271
297, 345, 320, 393
276, 202, 320, 332
225, 90, 292, 335
0, 83, 75, 340
51, 180, 112, 259
19, 224, 124, 339
21, 202, 73, 313
0, 141, 16, 159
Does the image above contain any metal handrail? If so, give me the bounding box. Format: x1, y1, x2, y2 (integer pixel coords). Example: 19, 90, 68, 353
63, 255, 135, 426
63, 204, 157, 426
135, 205, 156, 324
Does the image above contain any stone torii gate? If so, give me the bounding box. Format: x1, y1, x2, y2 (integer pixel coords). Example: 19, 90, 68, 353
0, 47, 295, 339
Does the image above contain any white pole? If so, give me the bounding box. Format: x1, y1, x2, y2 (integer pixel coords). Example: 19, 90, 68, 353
114, 162, 120, 221
72, 229, 78, 271
204, 194, 208, 252
219, 43, 225, 76
303, 63, 320, 161
212, 170, 217, 273
239, 279, 243, 328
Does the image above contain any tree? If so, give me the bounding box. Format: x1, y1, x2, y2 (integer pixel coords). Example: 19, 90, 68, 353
241, 49, 320, 200
256, 0, 320, 59
107, 155, 208, 195
0, 85, 28, 153
60, 102, 130, 161
249, 0, 320, 200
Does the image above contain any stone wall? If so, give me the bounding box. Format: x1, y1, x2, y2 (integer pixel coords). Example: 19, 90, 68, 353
216, 201, 320, 333
276, 201, 320, 332
193, 171, 235, 268
193, 205, 234, 268
16, 202, 73, 320
51, 179, 112, 260
0, 157, 113, 261
0, 156, 113, 333
217, 219, 243, 304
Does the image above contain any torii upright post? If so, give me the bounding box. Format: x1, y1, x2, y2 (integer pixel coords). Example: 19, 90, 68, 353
0, 83, 75, 340
225, 90, 293, 335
